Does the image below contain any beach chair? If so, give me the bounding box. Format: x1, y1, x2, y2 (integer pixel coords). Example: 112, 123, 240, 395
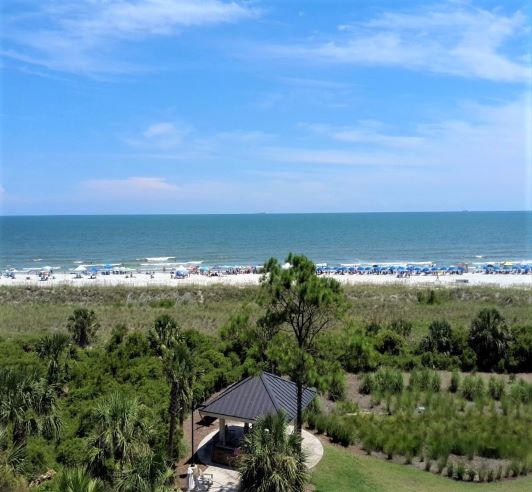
197, 472, 214, 491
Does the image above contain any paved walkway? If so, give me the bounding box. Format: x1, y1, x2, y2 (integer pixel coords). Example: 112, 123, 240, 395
194, 423, 324, 491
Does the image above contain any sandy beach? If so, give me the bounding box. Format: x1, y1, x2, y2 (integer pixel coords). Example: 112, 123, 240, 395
1, 271, 531, 288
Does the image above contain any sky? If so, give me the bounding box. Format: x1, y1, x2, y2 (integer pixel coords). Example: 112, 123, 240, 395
0, 0, 531, 215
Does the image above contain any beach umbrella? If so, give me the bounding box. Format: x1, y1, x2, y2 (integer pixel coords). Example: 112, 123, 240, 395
74, 265, 87, 272
281, 262, 291, 270
104, 264, 113, 269
89, 267, 98, 274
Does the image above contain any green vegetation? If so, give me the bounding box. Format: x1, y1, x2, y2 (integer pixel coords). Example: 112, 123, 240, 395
0, 266, 531, 491
312, 443, 532, 492
238, 412, 308, 492
259, 253, 344, 432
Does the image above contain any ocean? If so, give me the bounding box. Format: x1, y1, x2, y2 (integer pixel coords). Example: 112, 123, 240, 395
0, 212, 531, 270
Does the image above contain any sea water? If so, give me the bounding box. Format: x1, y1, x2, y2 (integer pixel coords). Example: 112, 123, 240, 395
0, 212, 530, 270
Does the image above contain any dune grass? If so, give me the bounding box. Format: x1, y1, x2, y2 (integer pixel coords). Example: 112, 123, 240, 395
0, 284, 530, 341
312, 443, 532, 492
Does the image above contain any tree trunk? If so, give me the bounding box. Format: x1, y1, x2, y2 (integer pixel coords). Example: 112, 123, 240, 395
13, 422, 26, 447
296, 379, 303, 435
168, 380, 178, 458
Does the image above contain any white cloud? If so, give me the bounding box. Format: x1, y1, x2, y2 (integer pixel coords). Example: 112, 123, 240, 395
264, 3, 530, 82
2, 0, 255, 75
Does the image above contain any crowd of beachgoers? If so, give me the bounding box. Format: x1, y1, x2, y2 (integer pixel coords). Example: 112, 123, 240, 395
1, 260, 531, 288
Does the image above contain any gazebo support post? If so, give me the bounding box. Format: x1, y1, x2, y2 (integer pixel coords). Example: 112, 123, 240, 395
219, 418, 226, 445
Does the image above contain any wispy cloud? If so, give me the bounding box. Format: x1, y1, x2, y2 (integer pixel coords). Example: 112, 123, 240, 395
2, 0, 256, 75
300, 122, 425, 149
84, 176, 177, 194
262, 3, 530, 83
265, 95, 530, 182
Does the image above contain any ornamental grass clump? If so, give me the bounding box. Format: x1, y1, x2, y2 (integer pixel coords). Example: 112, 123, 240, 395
359, 373, 373, 395
456, 463, 465, 480
460, 374, 485, 401
488, 377, 505, 400
373, 367, 403, 394
446, 462, 454, 478
326, 417, 354, 447
449, 370, 460, 393
409, 368, 440, 392
509, 379, 531, 404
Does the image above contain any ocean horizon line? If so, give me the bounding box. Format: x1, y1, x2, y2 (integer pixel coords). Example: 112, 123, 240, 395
1, 209, 531, 218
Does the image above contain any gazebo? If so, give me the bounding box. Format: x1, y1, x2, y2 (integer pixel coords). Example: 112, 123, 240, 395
198, 372, 316, 465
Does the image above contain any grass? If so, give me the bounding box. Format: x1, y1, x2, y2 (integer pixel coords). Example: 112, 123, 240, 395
0, 284, 530, 341
312, 443, 532, 492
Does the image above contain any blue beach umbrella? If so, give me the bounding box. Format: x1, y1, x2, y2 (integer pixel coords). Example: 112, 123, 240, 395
104, 264, 113, 269
89, 267, 98, 274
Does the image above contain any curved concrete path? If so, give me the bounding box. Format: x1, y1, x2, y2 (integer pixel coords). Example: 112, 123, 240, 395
195, 423, 323, 491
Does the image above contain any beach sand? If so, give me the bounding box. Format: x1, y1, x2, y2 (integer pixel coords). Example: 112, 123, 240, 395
1, 272, 531, 289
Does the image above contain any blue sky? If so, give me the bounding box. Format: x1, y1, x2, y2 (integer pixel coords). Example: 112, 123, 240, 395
1, 0, 531, 215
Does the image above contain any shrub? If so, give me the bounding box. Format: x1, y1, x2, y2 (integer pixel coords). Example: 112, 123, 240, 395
328, 366, 346, 401
478, 468, 487, 482
495, 466, 502, 480
508, 324, 532, 372
456, 463, 465, 480
461, 374, 485, 401
375, 329, 404, 355
449, 371, 460, 393
341, 335, 379, 373
487, 469, 494, 482
389, 319, 413, 338
365, 321, 382, 336
419, 320, 453, 355
424, 459, 431, 471
437, 457, 447, 473
488, 377, 505, 400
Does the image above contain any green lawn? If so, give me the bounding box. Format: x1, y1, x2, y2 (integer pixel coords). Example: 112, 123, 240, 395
311, 443, 532, 492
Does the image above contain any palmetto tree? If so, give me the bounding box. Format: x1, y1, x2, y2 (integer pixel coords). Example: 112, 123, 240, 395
67, 308, 99, 348
163, 342, 194, 459
89, 393, 149, 476
36, 332, 71, 384
238, 412, 309, 492
148, 314, 181, 356
0, 425, 25, 478
0, 368, 61, 447
469, 308, 512, 371
114, 447, 173, 492
149, 315, 194, 459
57, 467, 105, 492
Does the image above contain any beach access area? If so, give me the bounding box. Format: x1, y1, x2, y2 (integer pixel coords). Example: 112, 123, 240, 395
1, 270, 531, 288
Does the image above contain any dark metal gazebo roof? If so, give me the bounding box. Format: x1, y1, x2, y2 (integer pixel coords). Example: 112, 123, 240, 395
198, 372, 316, 423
